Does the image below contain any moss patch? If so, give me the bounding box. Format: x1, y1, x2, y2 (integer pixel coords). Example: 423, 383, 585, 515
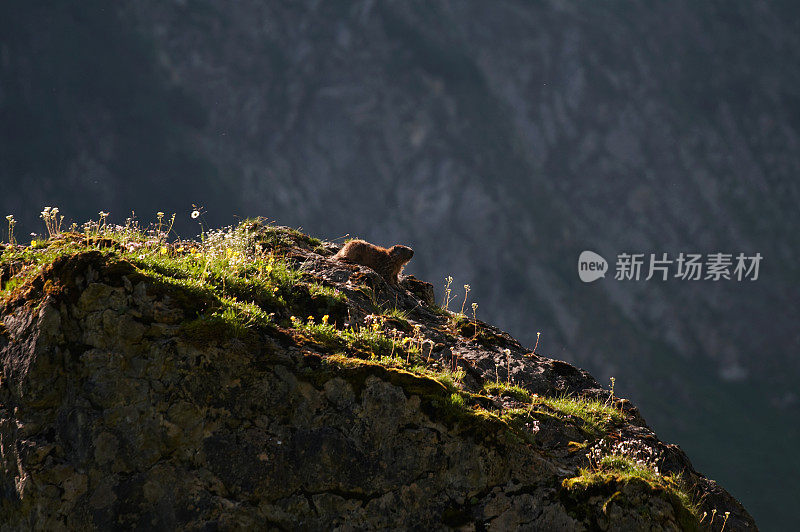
561, 455, 701, 530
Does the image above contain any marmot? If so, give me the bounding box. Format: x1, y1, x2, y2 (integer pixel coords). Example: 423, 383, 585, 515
333, 239, 414, 285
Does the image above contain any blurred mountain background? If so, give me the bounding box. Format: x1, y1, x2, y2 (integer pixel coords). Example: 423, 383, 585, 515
1, 1, 798, 528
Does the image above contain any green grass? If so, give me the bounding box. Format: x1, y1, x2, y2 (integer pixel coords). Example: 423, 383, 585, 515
483, 381, 532, 402
291, 315, 421, 362
355, 285, 414, 322
0, 240, 86, 296
562, 454, 701, 528
422, 367, 466, 394
255, 223, 322, 249
537, 394, 625, 434
179, 297, 274, 345
447, 392, 466, 409
383, 307, 410, 321
481, 381, 625, 435
0, 218, 344, 320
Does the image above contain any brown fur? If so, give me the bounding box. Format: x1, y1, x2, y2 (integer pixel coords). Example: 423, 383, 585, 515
333, 239, 414, 285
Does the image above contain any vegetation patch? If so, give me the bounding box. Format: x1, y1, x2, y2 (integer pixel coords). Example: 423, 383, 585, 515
0, 241, 88, 301
481, 382, 626, 436
483, 381, 532, 403
291, 315, 416, 361
178, 298, 275, 349
251, 222, 323, 252
536, 394, 625, 435
561, 454, 701, 530
1, 216, 344, 318
305, 353, 450, 399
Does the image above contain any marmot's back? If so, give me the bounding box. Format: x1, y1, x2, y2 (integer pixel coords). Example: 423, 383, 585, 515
333, 239, 414, 285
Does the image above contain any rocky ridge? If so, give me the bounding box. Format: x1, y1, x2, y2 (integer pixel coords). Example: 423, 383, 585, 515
0, 222, 754, 530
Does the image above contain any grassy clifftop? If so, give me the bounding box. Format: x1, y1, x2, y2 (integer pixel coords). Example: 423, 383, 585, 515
0, 216, 754, 530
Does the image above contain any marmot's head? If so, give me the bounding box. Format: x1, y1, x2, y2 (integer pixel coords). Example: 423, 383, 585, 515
389, 245, 414, 264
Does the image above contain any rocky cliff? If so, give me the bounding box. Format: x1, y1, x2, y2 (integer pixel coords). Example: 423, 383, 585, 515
0, 222, 753, 530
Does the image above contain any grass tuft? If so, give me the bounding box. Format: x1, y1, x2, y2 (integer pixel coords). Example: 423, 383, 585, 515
562, 454, 701, 528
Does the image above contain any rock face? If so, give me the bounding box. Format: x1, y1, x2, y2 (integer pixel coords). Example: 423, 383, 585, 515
0, 226, 754, 530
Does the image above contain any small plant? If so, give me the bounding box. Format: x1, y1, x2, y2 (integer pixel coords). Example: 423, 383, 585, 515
399, 325, 424, 364
384, 306, 410, 321
460, 284, 470, 315
504, 348, 512, 385
427, 367, 466, 393
98, 211, 109, 234
191, 204, 206, 240
155, 211, 176, 245
5, 215, 16, 245
448, 392, 465, 408
605, 376, 616, 407
423, 338, 435, 363
221, 305, 247, 337
533, 331, 540, 354
156, 211, 165, 234
442, 275, 454, 311
720, 511, 730, 531
471, 302, 478, 338
40, 207, 64, 237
